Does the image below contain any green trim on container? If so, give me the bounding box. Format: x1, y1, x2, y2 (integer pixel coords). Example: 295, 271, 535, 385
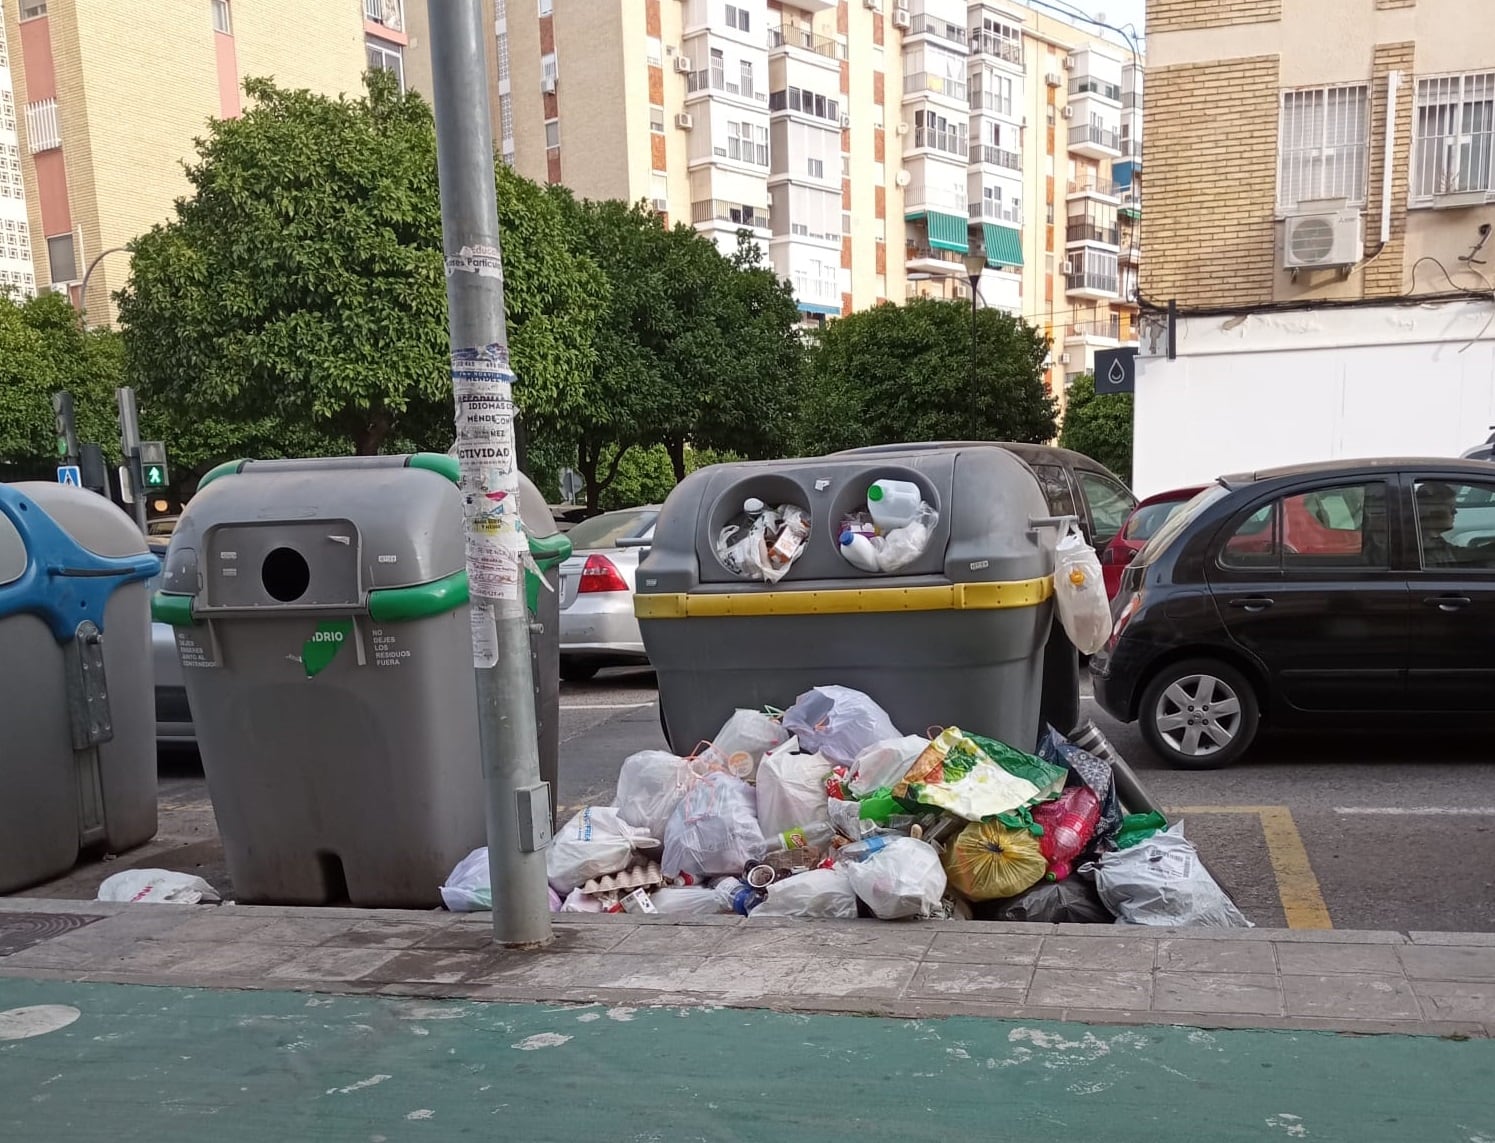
367, 569, 470, 622
528, 531, 572, 569
196, 459, 248, 493
407, 452, 461, 485
152, 592, 196, 628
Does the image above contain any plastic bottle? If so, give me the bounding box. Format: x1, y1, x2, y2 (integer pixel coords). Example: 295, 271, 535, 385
777, 821, 836, 851
866, 479, 923, 531
743, 497, 766, 514
1036, 786, 1102, 880
710, 876, 763, 916
836, 834, 897, 863
839, 531, 881, 572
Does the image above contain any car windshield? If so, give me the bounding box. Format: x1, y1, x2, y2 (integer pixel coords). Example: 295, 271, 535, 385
1122, 499, 1189, 542
564, 508, 657, 551
1136, 483, 1230, 564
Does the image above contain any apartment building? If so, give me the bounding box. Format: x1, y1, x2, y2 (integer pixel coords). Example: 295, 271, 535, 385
498, 0, 1143, 401
1133, 0, 1495, 495
2, 0, 378, 322
0, 12, 34, 298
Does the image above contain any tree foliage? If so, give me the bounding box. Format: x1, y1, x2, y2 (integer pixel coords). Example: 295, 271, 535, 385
799, 297, 1057, 455
1059, 372, 1134, 485
117, 72, 603, 457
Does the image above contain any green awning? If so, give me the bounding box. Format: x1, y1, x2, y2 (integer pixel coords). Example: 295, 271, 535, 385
906, 210, 969, 253
982, 223, 1023, 269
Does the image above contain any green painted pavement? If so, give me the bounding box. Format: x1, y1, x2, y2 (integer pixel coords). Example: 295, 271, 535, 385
1, 979, 1492, 1142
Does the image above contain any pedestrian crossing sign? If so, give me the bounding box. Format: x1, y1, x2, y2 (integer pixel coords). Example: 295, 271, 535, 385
57, 465, 82, 487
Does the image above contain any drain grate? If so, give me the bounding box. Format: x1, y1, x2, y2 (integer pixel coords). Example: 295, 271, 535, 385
0, 913, 106, 957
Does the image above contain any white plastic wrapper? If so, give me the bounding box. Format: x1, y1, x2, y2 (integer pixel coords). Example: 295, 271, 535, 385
827, 797, 873, 840
782, 685, 901, 767
850, 734, 929, 796
749, 867, 859, 919
560, 887, 604, 913
613, 750, 691, 838
840, 837, 947, 920
649, 886, 734, 915
661, 771, 767, 879
756, 741, 833, 837
547, 806, 656, 894
1091, 824, 1252, 929
875, 503, 938, 572
97, 869, 220, 905
1053, 521, 1114, 655
694, 709, 788, 779
716, 503, 809, 583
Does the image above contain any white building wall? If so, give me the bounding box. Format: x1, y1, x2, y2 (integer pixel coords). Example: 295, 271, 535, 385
1132, 301, 1495, 497
0, 17, 35, 299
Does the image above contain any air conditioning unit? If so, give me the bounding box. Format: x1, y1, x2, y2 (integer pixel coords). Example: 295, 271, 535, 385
1062, 259, 1074, 273
1045, 72, 1062, 87
1283, 203, 1363, 270
863, 0, 880, 10
895, 169, 911, 187
896, 0, 910, 9
675, 112, 694, 129
891, 8, 910, 28
1059, 352, 1071, 365
839, 112, 851, 128
1063, 54, 1076, 69
651, 197, 670, 213
673, 56, 693, 73
895, 120, 909, 135
540, 76, 556, 94
1061, 105, 1075, 120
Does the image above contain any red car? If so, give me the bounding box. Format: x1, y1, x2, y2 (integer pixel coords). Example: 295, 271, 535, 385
1102, 486, 1206, 598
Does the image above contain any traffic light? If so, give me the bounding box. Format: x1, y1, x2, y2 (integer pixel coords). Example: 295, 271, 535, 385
139, 441, 169, 489
52, 391, 78, 463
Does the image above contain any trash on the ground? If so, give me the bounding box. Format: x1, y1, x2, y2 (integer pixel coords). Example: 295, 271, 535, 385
579, 861, 664, 898
440, 847, 492, 912
756, 742, 833, 836
716, 499, 810, 582
1038, 724, 1123, 842
1113, 810, 1170, 850
896, 727, 1066, 821
97, 869, 221, 905
561, 886, 604, 912
619, 888, 658, 914
693, 710, 789, 779
661, 770, 766, 879
1091, 823, 1253, 929
980, 874, 1115, 924
840, 836, 947, 919
1052, 521, 1113, 654
836, 480, 940, 573
826, 797, 875, 840
749, 866, 858, 919
942, 820, 1049, 901
850, 734, 928, 797
549, 886, 563, 912
1034, 786, 1102, 880
782, 685, 901, 767
548, 807, 658, 894
649, 885, 733, 915
613, 750, 692, 838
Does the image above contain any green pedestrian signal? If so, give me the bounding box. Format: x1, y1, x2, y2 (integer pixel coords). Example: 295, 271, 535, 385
138, 441, 168, 489
144, 463, 168, 487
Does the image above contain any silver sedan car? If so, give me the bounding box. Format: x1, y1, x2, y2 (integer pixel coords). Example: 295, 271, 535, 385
148, 544, 194, 745
558, 506, 659, 682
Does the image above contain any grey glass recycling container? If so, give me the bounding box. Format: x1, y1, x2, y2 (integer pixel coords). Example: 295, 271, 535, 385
0, 482, 159, 893
636, 444, 1057, 754
153, 454, 569, 908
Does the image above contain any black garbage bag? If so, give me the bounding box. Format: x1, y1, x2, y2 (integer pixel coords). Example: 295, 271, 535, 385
1038, 725, 1123, 844
977, 875, 1115, 925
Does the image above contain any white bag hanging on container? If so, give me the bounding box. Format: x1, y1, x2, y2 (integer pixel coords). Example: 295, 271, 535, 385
749, 867, 859, 919
1053, 521, 1114, 655
755, 739, 833, 837
840, 837, 947, 920
661, 771, 767, 879
547, 806, 657, 894
613, 750, 692, 838
1091, 823, 1252, 929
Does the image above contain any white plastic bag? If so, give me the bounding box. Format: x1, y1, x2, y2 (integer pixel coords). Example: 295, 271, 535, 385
440, 847, 492, 912
756, 741, 833, 837
782, 685, 901, 767
850, 734, 929, 796
561, 887, 604, 913
827, 797, 873, 840
1053, 521, 1113, 655
749, 867, 859, 919
547, 806, 657, 894
613, 750, 691, 838
97, 869, 220, 905
695, 710, 788, 779
875, 503, 938, 572
649, 886, 733, 915
1092, 824, 1252, 929
840, 837, 947, 920
661, 771, 767, 879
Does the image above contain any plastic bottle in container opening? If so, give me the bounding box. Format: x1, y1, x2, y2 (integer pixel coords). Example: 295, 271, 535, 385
1035, 786, 1102, 880
839, 531, 881, 572
866, 479, 923, 531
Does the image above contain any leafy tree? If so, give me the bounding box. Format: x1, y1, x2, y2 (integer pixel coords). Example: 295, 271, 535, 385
117, 73, 603, 457
594, 443, 746, 512
1059, 372, 1134, 485
799, 297, 1056, 455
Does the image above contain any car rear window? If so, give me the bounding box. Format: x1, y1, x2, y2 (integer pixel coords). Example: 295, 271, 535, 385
1121, 499, 1187, 542
1137, 484, 1229, 564
564, 509, 657, 551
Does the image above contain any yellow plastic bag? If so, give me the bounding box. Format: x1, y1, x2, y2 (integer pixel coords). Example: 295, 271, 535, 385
942, 820, 1049, 902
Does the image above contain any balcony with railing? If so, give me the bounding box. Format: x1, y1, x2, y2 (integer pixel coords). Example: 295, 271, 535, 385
1066, 253, 1119, 299
906, 13, 967, 49
969, 29, 1023, 67
691, 200, 771, 230
903, 71, 968, 104
687, 69, 770, 105
969, 200, 1022, 225
969, 84, 1016, 117
1121, 137, 1143, 162
1066, 175, 1121, 200
1071, 315, 1121, 343
768, 25, 845, 61
1068, 122, 1121, 158
1066, 218, 1120, 247
905, 243, 966, 274
1069, 75, 1121, 103
971, 144, 1020, 171
912, 126, 969, 158
364, 0, 403, 31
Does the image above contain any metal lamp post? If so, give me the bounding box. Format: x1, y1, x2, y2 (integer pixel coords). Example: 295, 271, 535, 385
962, 247, 987, 436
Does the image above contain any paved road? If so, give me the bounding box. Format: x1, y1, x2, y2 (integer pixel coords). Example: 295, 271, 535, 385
20, 668, 1495, 935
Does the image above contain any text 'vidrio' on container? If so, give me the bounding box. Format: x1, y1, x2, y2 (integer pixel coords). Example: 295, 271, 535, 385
635, 444, 1069, 756
151, 454, 570, 908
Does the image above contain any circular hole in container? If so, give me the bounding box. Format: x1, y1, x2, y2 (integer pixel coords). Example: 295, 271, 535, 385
827, 467, 941, 574
707, 474, 812, 580
262, 547, 311, 602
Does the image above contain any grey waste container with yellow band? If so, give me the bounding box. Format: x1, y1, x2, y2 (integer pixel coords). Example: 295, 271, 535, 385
636, 445, 1056, 754
153, 453, 570, 908
0, 482, 159, 893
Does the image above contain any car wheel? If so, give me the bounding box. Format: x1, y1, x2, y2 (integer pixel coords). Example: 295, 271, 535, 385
560, 661, 600, 683
1139, 659, 1259, 770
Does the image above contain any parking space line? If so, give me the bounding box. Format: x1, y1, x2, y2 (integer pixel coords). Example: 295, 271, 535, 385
558, 702, 654, 712
1168, 805, 1333, 931
1334, 806, 1495, 815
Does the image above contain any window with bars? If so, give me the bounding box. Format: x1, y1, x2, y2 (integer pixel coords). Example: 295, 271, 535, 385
724, 3, 750, 32
541, 52, 558, 84
1413, 73, 1495, 199
20, 1, 47, 20
1277, 86, 1369, 210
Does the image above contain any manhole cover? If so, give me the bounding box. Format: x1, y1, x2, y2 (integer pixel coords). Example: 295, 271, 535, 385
0, 913, 106, 957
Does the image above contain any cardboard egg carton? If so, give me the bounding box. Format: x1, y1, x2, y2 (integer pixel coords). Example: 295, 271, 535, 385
580, 862, 663, 897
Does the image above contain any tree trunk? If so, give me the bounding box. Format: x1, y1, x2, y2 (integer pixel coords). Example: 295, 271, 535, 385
577, 438, 602, 513
351, 411, 392, 456
666, 437, 687, 483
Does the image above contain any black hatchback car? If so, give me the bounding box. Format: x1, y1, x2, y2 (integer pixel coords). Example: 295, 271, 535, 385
1090, 458, 1495, 768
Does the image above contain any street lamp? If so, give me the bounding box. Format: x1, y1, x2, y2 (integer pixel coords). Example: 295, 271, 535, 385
962, 246, 987, 436
77, 246, 128, 329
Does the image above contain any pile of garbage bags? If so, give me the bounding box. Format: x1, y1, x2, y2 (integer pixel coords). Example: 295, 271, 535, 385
442, 685, 1249, 928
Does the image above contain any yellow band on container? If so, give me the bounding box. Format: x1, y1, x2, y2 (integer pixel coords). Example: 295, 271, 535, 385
634, 576, 1053, 620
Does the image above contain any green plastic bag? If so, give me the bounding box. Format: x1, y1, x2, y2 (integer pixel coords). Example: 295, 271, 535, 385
964, 734, 1068, 801
1114, 810, 1169, 850
901, 727, 1069, 823
856, 788, 905, 824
